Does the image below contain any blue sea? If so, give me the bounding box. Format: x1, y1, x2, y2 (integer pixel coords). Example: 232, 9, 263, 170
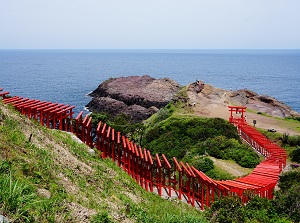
1, 49, 300, 114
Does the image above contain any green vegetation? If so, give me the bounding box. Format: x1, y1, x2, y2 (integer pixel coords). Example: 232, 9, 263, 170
2, 86, 299, 223
274, 170, 300, 222
184, 136, 260, 168
89, 95, 259, 180
141, 113, 260, 179
142, 116, 240, 159
286, 116, 300, 122
282, 133, 300, 147
290, 147, 300, 163
205, 165, 236, 180
90, 112, 145, 144
259, 130, 300, 164
206, 194, 293, 223
0, 103, 208, 222
282, 134, 300, 164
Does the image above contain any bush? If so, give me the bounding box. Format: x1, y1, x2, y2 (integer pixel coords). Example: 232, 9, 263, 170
205, 167, 235, 180
143, 116, 240, 160
188, 157, 214, 173
275, 171, 300, 223
245, 196, 280, 223
188, 136, 259, 168
90, 112, 145, 144
275, 184, 300, 222
278, 170, 300, 191
290, 146, 300, 163
288, 136, 300, 147
206, 195, 293, 223
206, 196, 245, 223
281, 134, 300, 147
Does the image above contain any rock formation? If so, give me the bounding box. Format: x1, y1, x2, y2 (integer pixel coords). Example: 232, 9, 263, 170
86, 75, 181, 122
87, 76, 299, 123
187, 82, 299, 119
228, 89, 299, 118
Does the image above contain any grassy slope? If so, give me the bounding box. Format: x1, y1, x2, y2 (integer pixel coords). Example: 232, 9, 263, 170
0, 103, 207, 223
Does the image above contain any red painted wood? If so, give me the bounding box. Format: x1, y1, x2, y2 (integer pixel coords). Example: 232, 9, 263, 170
3, 91, 287, 209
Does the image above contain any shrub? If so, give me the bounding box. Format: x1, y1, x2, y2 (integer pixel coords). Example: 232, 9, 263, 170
192, 136, 259, 168
278, 170, 300, 191
282, 134, 300, 147
206, 196, 245, 223
273, 170, 300, 222
142, 116, 240, 160
290, 146, 300, 163
206, 195, 293, 223
275, 171, 300, 223
188, 157, 214, 173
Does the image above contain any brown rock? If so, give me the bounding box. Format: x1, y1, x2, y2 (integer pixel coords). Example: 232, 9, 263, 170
86, 75, 181, 122
228, 89, 299, 118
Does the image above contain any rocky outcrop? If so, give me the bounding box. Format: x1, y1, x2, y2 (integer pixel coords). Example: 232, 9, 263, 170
187, 82, 299, 120
86, 75, 181, 122
228, 89, 299, 118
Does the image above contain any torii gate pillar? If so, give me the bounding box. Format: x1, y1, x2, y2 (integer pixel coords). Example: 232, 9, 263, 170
228, 106, 247, 124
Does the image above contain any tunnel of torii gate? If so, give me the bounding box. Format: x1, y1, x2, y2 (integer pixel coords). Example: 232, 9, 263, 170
0, 89, 287, 209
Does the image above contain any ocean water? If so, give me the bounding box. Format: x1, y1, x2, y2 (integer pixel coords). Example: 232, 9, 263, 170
1, 49, 300, 114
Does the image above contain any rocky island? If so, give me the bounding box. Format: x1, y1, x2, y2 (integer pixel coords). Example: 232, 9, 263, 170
86, 75, 181, 122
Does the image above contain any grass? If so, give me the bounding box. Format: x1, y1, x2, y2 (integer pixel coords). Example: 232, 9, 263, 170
247, 108, 300, 134
0, 102, 208, 222
280, 118, 300, 133
207, 157, 253, 180
206, 166, 235, 180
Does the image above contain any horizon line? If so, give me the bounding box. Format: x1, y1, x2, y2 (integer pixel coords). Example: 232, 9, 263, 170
1, 48, 300, 51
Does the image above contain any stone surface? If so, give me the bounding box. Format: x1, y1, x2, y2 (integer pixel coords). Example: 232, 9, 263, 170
0, 215, 10, 223
37, 188, 51, 199
86, 75, 181, 122
228, 89, 299, 118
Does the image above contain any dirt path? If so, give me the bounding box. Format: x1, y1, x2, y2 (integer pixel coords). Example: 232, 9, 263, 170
210, 157, 252, 177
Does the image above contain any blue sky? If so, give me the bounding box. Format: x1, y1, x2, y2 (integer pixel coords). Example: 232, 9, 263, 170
1, 0, 299, 49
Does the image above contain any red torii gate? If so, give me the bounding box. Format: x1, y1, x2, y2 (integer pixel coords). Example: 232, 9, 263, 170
224, 105, 287, 199
0, 88, 9, 99
0, 89, 288, 210
228, 105, 247, 124
2, 93, 74, 132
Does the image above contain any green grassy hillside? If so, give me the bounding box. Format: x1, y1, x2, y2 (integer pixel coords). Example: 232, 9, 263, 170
141, 103, 260, 180
0, 103, 207, 223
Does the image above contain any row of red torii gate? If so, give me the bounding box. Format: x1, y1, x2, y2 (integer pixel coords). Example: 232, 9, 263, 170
0, 88, 287, 210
